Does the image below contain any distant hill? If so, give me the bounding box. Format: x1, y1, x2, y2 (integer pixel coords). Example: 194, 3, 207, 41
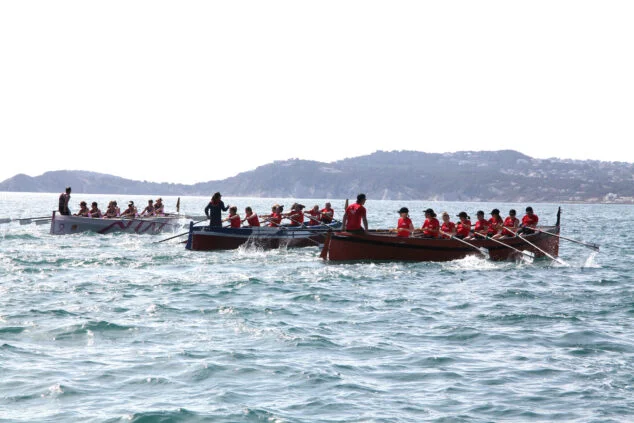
1, 150, 633, 203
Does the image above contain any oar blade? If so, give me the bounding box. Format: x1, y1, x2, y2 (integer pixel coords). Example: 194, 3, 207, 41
35, 219, 51, 225
0, 218, 11, 224
19, 219, 32, 225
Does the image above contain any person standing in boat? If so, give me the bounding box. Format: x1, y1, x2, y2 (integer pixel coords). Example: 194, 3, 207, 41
74, 201, 90, 217
320, 202, 334, 224
395, 207, 414, 237
223, 206, 241, 228
518, 206, 539, 235
241, 207, 260, 227
419, 208, 440, 238
58, 187, 71, 215
89, 202, 103, 218
439, 211, 456, 239
205, 192, 230, 228
498, 209, 520, 238
342, 193, 368, 232
455, 212, 471, 239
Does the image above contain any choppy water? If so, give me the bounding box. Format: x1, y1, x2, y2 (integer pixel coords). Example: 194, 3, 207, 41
0, 192, 632, 422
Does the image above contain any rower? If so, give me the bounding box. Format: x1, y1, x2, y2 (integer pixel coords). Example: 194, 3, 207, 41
517, 206, 539, 235
419, 208, 440, 238
440, 211, 456, 239
395, 207, 414, 237
242, 207, 260, 227
223, 206, 241, 228
140, 199, 155, 217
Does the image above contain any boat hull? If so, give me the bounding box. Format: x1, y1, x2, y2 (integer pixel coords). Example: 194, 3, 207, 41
185, 222, 341, 251
49, 211, 182, 235
320, 227, 560, 262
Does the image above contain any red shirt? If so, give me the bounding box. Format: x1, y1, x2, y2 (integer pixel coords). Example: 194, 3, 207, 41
522, 214, 539, 227
422, 217, 440, 238
397, 217, 413, 237
345, 203, 366, 231
502, 216, 519, 236
474, 218, 488, 235
268, 212, 282, 227
288, 210, 304, 226
307, 210, 320, 226
487, 216, 503, 235
320, 207, 334, 223
228, 214, 241, 228
456, 219, 471, 237
440, 221, 456, 239
246, 213, 260, 227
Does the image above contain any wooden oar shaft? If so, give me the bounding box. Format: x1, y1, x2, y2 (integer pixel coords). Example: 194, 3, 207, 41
536, 229, 599, 251
440, 230, 488, 257
474, 232, 530, 256
506, 228, 564, 264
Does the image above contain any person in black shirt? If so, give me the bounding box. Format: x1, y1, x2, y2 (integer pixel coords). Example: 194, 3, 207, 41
58, 187, 71, 215
205, 192, 230, 227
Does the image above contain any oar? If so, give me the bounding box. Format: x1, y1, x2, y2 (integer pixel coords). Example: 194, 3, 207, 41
506, 228, 567, 265
282, 216, 322, 246
303, 213, 337, 229
440, 230, 489, 258
156, 218, 207, 243
533, 228, 599, 252
0, 216, 51, 225
474, 232, 534, 263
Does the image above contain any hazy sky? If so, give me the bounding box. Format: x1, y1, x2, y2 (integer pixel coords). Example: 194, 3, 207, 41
1, 1, 633, 185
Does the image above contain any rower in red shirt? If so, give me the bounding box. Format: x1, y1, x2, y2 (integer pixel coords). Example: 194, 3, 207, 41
487, 208, 503, 238
342, 194, 368, 232
420, 208, 440, 238
499, 209, 520, 238
439, 211, 456, 239
265, 204, 282, 227
305, 205, 321, 226
241, 206, 260, 227
455, 211, 471, 239
395, 207, 414, 237
518, 206, 539, 235
468, 210, 488, 239
223, 206, 241, 228
320, 202, 334, 224
285, 203, 305, 227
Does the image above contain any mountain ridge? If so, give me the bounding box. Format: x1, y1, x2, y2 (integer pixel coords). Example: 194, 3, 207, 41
2, 150, 633, 203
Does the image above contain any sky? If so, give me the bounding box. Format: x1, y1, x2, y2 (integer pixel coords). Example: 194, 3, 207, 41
1, 1, 633, 185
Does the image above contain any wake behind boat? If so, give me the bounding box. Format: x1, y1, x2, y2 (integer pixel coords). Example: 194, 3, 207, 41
185, 221, 342, 251
50, 211, 183, 235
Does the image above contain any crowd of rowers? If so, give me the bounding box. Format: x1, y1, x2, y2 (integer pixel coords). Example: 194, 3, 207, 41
71, 198, 166, 219
391, 206, 539, 239
204, 192, 540, 240
204, 192, 334, 228
338, 193, 539, 239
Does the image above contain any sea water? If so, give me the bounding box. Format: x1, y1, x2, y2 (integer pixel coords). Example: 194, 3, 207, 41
0, 192, 632, 422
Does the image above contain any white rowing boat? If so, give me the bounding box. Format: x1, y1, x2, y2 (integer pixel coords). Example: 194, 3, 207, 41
49, 211, 182, 235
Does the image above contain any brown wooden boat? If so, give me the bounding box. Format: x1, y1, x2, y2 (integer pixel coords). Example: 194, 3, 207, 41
320, 209, 561, 262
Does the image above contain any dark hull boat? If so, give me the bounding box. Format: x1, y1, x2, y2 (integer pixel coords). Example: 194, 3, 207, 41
320, 209, 562, 262
185, 221, 342, 251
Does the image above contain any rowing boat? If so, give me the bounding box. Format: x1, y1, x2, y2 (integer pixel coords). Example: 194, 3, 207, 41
49, 211, 182, 235
320, 209, 562, 262
185, 221, 342, 251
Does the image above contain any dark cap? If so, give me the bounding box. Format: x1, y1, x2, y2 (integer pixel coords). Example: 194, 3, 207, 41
526, 206, 533, 212
477, 210, 485, 216
490, 208, 500, 215
398, 207, 409, 214
424, 208, 435, 214
457, 211, 468, 218
296, 204, 305, 209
